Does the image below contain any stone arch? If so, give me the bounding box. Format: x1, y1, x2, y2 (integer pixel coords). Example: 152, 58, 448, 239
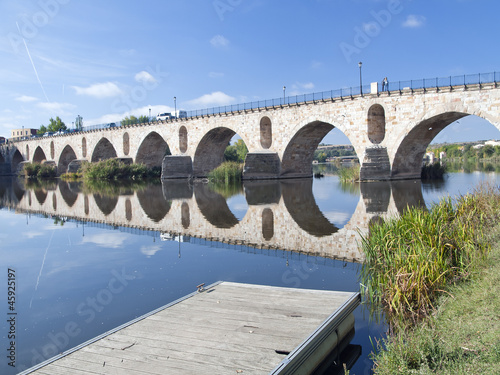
137, 184, 171, 222
82, 137, 87, 158
32, 146, 47, 163
91, 137, 117, 162
281, 121, 335, 178
26, 144, 30, 160
59, 181, 78, 207
391, 112, 469, 179
193, 127, 236, 177
93, 193, 117, 216
194, 183, 239, 229
57, 145, 77, 175
181, 202, 190, 229
125, 199, 132, 221
260, 116, 272, 149
179, 126, 188, 153
34, 189, 47, 204
136, 131, 170, 167
0, 153, 4, 164
367, 104, 386, 144
123, 133, 129, 156
262, 208, 274, 241
11, 149, 24, 173
50, 141, 55, 159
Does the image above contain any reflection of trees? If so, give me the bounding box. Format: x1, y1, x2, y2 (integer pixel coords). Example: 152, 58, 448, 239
208, 181, 243, 199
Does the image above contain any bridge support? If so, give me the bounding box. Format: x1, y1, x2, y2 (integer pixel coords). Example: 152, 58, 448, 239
161, 155, 193, 179
242, 152, 281, 180
359, 146, 391, 181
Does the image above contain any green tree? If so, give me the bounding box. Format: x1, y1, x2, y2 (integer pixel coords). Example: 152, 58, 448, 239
234, 139, 248, 162
38, 125, 47, 135
224, 145, 238, 162
121, 115, 138, 125
138, 115, 149, 124
317, 152, 327, 163
483, 145, 495, 158
47, 116, 67, 133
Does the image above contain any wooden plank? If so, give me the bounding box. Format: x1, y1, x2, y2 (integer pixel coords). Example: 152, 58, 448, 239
22, 282, 360, 375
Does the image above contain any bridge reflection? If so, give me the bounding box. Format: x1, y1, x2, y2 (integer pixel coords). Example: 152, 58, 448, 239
0, 177, 426, 262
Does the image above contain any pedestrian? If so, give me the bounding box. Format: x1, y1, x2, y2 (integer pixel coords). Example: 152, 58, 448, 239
383, 77, 389, 92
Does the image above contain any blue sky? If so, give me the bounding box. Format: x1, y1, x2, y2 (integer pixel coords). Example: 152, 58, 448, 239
1, 0, 499, 144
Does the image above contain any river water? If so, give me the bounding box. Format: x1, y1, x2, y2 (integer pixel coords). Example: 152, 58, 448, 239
1, 166, 499, 374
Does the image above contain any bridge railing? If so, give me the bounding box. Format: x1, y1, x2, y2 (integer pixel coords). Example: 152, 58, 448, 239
11, 71, 499, 141
187, 71, 499, 119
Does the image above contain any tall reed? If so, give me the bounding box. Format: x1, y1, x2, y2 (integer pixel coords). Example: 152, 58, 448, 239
207, 161, 243, 184
360, 184, 500, 328
338, 165, 360, 183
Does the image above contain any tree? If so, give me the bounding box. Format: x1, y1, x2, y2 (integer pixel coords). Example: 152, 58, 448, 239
38, 116, 66, 135
121, 115, 138, 125
47, 116, 67, 133
234, 139, 248, 162
138, 115, 149, 124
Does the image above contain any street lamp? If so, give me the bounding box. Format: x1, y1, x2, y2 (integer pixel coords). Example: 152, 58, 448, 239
174, 97, 177, 118
358, 62, 363, 96
283, 86, 286, 104
149, 108, 151, 121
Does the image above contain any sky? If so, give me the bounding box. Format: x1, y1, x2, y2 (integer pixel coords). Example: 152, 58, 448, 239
1, 0, 499, 144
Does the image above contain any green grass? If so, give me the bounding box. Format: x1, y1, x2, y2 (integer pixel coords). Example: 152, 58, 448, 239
361, 184, 500, 327
361, 184, 500, 374
79, 159, 161, 181
371, 225, 500, 374
338, 165, 360, 183
21, 162, 57, 179
207, 161, 243, 184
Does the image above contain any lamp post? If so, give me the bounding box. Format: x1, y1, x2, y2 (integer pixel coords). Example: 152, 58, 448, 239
358, 62, 363, 96
149, 108, 151, 122
283, 86, 286, 104
174, 97, 177, 118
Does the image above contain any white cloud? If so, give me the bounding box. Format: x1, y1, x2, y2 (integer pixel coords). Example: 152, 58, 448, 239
310, 60, 323, 69
72, 82, 123, 98
87, 104, 173, 125
186, 91, 235, 108
134, 71, 157, 84
402, 15, 426, 28
82, 233, 128, 249
289, 82, 315, 95
210, 34, 229, 48
140, 245, 162, 257
16, 95, 38, 102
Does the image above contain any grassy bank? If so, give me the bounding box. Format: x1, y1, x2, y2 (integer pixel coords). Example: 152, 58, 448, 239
362, 185, 500, 374
62, 159, 160, 181
338, 165, 360, 182
207, 161, 243, 183
21, 162, 57, 179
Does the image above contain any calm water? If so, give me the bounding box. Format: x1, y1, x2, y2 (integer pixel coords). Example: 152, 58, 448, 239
1, 168, 499, 374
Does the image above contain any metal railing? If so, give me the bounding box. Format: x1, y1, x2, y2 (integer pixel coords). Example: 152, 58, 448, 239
12, 71, 499, 139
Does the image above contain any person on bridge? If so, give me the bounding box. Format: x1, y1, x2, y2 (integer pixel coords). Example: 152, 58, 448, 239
382, 77, 388, 91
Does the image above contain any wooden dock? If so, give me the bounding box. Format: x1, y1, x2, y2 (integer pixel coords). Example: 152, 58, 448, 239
22, 282, 360, 375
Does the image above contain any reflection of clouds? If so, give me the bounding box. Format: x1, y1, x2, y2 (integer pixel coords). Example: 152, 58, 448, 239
140, 245, 162, 257
323, 211, 351, 226
229, 203, 248, 211
82, 233, 127, 249
24, 231, 45, 239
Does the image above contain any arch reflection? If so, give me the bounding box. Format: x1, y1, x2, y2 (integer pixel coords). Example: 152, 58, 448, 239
194, 183, 239, 229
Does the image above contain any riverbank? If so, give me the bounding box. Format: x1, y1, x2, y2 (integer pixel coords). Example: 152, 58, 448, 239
368, 188, 500, 374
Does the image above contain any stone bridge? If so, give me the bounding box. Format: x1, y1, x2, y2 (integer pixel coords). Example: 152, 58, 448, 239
1, 76, 499, 181
0, 178, 426, 262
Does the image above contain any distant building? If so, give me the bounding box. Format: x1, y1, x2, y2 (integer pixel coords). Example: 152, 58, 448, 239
10, 128, 37, 141
439, 151, 446, 160
485, 140, 500, 147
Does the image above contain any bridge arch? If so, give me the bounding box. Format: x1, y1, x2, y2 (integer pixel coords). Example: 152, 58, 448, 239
91, 138, 117, 162
367, 104, 386, 144
136, 131, 170, 168
260, 116, 272, 149
33, 146, 47, 163
11, 149, 24, 173
179, 126, 188, 153
58, 145, 78, 175
281, 121, 334, 178
391, 112, 469, 179
193, 127, 236, 176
